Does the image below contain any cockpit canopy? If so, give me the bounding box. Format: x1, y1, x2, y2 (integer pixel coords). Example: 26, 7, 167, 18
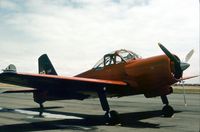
93, 49, 141, 70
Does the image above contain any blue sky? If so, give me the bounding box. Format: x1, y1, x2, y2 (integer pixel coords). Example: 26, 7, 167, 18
0, 0, 199, 83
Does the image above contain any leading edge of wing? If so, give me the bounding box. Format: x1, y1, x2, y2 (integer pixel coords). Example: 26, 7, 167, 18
22, 73, 127, 86
0, 72, 127, 87
2, 88, 36, 93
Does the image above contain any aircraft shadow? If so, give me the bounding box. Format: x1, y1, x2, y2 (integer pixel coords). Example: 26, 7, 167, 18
0, 107, 181, 132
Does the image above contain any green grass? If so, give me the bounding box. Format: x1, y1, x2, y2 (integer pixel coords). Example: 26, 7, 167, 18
172, 86, 200, 94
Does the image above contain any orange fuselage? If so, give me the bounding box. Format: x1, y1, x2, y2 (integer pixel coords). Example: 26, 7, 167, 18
77, 55, 177, 97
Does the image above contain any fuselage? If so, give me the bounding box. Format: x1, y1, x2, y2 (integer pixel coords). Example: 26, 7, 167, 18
77, 55, 177, 97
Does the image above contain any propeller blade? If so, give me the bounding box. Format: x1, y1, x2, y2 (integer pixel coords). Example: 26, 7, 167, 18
181, 81, 187, 106
185, 49, 194, 62
158, 43, 182, 78
158, 43, 180, 64
177, 75, 199, 81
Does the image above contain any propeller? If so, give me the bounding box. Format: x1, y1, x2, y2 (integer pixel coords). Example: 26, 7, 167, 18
180, 80, 187, 106
185, 49, 194, 63
158, 43, 190, 79
158, 43, 194, 106
180, 49, 194, 106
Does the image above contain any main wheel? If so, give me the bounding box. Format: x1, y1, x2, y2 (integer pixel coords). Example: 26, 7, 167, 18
162, 105, 174, 117
105, 110, 120, 125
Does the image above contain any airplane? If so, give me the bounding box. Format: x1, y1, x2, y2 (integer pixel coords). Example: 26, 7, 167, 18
0, 43, 197, 125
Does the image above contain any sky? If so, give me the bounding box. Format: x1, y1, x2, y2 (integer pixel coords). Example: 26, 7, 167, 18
0, 0, 199, 84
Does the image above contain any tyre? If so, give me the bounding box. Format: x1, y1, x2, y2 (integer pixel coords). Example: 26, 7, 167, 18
162, 105, 174, 117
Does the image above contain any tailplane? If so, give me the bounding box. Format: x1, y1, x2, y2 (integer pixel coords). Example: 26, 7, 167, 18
38, 54, 57, 75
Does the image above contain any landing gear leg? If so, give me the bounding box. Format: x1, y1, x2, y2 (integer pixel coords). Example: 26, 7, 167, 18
161, 95, 174, 117
97, 88, 120, 125
39, 103, 44, 117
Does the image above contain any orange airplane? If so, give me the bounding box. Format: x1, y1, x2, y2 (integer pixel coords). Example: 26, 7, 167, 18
0, 43, 196, 124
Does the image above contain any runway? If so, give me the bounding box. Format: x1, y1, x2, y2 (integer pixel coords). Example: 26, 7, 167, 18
0, 86, 199, 132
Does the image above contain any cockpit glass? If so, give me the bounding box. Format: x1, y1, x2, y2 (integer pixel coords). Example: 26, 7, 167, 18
93, 58, 104, 69
93, 49, 141, 70
117, 50, 140, 61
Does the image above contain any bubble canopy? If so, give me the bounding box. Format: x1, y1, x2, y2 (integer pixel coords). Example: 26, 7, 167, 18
93, 49, 141, 70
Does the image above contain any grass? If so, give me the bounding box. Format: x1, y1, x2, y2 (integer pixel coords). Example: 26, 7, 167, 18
172, 86, 200, 94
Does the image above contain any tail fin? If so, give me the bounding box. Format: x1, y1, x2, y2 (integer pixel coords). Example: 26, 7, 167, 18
38, 54, 57, 75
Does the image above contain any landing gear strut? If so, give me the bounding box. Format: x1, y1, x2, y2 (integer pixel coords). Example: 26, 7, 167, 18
98, 88, 120, 125
161, 95, 174, 117
39, 103, 44, 117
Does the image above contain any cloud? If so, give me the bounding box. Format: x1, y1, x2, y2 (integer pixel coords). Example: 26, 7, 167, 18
0, 0, 199, 83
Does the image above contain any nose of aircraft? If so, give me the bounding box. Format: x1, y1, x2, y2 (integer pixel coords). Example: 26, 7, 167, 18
158, 43, 192, 79
180, 62, 190, 71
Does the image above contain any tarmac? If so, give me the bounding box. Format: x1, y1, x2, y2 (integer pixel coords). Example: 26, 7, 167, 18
0, 86, 199, 132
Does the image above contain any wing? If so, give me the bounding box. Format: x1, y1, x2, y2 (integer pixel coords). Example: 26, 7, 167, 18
2, 88, 36, 93
0, 72, 130, 97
